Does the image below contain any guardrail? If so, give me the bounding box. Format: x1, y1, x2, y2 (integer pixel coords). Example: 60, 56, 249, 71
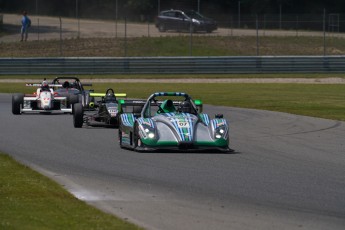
1, 56, 345, 75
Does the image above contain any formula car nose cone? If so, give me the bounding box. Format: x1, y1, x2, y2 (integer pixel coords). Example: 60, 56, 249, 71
44, 105, 50, 110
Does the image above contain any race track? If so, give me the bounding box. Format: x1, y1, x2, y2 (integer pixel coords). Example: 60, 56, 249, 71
1, 93, 344, 230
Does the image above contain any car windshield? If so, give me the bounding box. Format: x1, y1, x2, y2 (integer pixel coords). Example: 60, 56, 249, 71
185, 11, 205, 20
144, 96, 197, 117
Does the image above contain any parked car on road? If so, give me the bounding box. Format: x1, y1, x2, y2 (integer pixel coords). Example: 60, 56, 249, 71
155, 10, 217, 33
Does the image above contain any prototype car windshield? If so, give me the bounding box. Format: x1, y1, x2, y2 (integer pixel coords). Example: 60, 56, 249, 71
145, 96, 197, 117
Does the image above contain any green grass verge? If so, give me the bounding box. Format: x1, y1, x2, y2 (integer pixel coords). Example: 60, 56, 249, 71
0, 153, 142, 230
2, 82, 345, 121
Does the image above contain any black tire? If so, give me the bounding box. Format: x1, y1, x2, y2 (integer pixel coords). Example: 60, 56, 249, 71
119, 128, 123, 148
73, 103, 84, 128
133, 123, 140, 149
68, 94, 79, 105
12, 93, 24, 115
118, 118, 123, 147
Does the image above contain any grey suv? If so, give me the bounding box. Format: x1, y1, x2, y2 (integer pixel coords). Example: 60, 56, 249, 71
155, 10, 217, 33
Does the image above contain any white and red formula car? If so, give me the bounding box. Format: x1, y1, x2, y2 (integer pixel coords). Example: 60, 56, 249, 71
12, 81, 78, 114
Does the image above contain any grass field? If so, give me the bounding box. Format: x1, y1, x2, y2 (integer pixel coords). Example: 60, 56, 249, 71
0, 153, 142, 230
2, 82, 345, 121
1, 36, 345, 57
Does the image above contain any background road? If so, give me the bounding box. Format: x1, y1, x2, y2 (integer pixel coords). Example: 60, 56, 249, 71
2, 13, 345, 43
1, 93, 344, 230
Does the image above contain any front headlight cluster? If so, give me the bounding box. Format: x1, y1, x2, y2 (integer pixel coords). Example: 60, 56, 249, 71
215, 126, 227, 139
139, 125, 156, 139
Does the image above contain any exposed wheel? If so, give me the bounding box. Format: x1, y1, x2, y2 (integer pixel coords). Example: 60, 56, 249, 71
118, 128, 124, 148
133, 123, 140, 149
12, 93, 24, 115
68, 94, 79, 105
158, 24, 166, 32
73, 103, 84, 128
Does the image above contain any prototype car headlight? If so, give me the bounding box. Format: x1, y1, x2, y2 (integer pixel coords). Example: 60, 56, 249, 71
139, 125, 156, 139
212, 118, 228, 140
215, 128, 226, 139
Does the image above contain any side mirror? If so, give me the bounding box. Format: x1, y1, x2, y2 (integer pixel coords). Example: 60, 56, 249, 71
215, 114, 223, 119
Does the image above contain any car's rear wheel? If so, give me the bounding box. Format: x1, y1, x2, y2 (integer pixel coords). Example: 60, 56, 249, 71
12, 93, 24, 115
158, 23, 166, 32
68, 94, 79, 105
73, 103, 84, 128
133, 123, 140, 149
118, 119, 124, 148
118, 128, 123, 148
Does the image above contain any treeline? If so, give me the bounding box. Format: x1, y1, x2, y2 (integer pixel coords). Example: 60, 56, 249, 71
0, 0, 344, 19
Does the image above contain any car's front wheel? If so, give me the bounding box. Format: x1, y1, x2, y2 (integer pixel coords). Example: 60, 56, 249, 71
133, 123, 140, 149
68, 94, 79, 105
73, 103, 84, 128
12, 93, 24, 115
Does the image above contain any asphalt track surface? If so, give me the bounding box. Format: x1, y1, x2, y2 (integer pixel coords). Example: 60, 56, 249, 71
1, 93, 345, 230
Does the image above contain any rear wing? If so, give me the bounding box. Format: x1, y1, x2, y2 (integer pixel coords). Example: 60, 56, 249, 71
26, 83, 61, 87
90, 93, 127, 98
118, 99, 146, 116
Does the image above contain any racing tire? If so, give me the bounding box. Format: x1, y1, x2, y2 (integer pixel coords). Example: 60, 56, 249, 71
12, 93, 24, 115
68, 94, 79, 105
73, 103, 84, 128
133, 123, 140, 149
118, 128, 124, 148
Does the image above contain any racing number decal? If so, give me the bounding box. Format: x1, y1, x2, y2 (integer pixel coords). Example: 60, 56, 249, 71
178, 121, 189, 128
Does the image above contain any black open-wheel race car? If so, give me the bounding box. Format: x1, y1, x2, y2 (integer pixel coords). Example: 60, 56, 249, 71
73, 88, 127, 128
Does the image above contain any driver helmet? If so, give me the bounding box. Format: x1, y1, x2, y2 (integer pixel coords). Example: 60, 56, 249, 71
63, 81, 70, 88
160, 99, 176, 113
105, 93, 116, 102
41, 80, 49, 90
178, 100, 192, 113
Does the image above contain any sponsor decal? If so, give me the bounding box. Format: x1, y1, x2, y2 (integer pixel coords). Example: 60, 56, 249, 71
165, 113, 194, 141
121, 114, 134, 126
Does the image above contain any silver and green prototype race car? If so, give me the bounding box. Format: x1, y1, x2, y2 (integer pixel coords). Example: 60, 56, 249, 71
118, 92, 231, 152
